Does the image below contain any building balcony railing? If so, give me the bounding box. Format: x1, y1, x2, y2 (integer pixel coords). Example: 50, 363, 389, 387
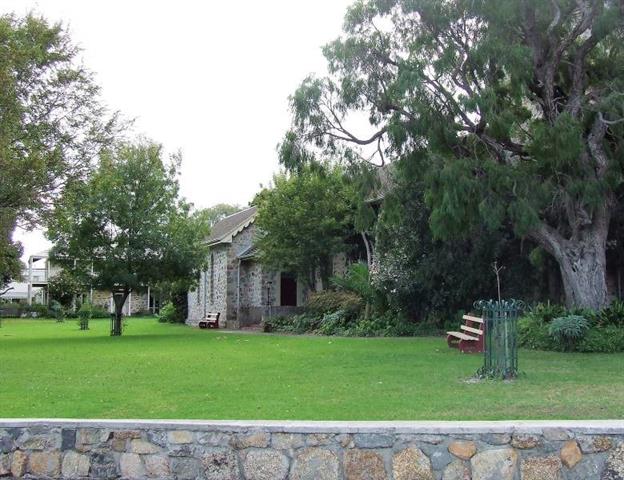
23, 268, 48, 283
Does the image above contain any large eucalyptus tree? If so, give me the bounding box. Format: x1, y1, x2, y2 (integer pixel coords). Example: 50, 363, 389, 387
282, 0, 624, 309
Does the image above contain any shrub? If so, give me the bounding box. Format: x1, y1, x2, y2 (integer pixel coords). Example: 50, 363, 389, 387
317, 310, 352, 336
157, 302, 180, 323
548, 315, 590, 351
292, 314, 321, 333
90, 306, 110, 318
590, 300, 624, 327
0, 303, 22, 317
528, 302, 567, 323
49, 300, 65, 322
78, 302, 92, 319
23, 304, 49, 318
262, 315, 295, 333
305, 290, 363, 318
331, 263, 386, 310
518, 316, 557, 350
78, 302, 92, 329
577, 326, 624, 353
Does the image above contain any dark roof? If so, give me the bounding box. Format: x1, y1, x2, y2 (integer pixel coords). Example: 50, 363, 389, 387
207, 206, 257, 245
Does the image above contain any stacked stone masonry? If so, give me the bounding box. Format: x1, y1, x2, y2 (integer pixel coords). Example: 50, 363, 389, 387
0, 420, 623, 479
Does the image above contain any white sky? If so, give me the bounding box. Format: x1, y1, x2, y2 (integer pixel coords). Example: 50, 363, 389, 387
3, 0, 353, 260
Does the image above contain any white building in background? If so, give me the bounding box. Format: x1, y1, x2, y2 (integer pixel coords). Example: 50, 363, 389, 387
0, 283, 43, 303
6, 249, 156, 315
25, 250, 55, 306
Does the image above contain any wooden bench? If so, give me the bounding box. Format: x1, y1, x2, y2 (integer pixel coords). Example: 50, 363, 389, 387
198, 312, 220, 329
447, 314, 485, 353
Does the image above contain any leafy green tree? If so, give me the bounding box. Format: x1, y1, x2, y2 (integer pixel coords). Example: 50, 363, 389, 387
374, 157, 545, 323
47, 141, 209, 335
0, 213, 22, 291
47, 270, 86, 308
194, 203, 241, 227
256, 165, 356, 290
0, 14, 118, 286
282, 0, 624, 309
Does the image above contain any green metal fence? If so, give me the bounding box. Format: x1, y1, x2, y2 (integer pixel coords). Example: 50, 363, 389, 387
475, 299, 524, 379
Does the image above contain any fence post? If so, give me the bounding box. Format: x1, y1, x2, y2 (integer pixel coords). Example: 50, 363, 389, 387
475, 299, 524, 379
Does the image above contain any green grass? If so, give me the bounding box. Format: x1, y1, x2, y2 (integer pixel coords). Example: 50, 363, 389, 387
1, 317, 623, 420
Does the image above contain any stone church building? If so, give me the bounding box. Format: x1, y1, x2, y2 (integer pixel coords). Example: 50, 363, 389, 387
187, 207, 319, 329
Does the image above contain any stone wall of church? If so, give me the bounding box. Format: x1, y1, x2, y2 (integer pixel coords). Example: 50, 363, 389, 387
186, 220, 356, 329
224, 225, 257, 329
90, 290, 150, 315
186, 245, 228, 327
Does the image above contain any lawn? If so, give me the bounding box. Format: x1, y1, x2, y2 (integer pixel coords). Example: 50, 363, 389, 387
0, 317, 623, 420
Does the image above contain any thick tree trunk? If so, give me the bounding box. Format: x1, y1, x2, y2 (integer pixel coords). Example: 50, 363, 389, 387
531, 221, 609, 310
556, 240, 608, 310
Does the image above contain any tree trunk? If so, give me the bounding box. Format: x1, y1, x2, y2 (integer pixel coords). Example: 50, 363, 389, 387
557, 240, 608, 310
361, 232, 373, 271
111, 288, 129, 336
360, 232, 373, 320
531, 221, 609, 310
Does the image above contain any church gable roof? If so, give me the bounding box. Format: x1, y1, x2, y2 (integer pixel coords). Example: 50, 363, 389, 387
207, 206, 257, 245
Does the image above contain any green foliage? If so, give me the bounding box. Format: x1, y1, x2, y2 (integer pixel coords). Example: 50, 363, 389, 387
591, 300, 624, 327
305, 290, 363, 319
282, 0, 624, 309
374, 159, 544, 323
266, 306, 441, 338
47, 140, 209, 332
47, 270, 86, 308
90, 306, 110, 319
0, 214, 22, 291
78, 303, 92, 321
24, 304, 50, 318
331, 263, 386, 313
49, 300, 64, 322
255, 164, 356, 289
577, 326, 624, 353
77, 302, 92, 329
157, 302, 181, 324
263, 315, 292, 333
548, 315, 591, 352
527, 302, 568, 324
520, 301, 624, 352
331, 263, 369, 295
193, 203, 240, 228
518, 316, 556, 351
0, 14, 119, 285
317, 310, 352, 336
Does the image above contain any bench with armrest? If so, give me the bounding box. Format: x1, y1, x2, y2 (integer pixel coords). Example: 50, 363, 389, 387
447, 314, 485, 353
198, 312, 220, 329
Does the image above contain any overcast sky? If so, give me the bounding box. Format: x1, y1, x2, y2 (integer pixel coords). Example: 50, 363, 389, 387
3, 0, 353, 260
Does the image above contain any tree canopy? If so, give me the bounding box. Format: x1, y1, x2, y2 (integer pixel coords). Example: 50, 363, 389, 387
374, 156, 547, 321
47, 141, 209, 334
255, 164, 356, 289
194, 203, 241, 228
0, 13, 119, 287
281, 0, 624, 309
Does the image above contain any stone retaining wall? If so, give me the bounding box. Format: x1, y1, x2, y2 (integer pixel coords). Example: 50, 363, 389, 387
0, 420, 623, 479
